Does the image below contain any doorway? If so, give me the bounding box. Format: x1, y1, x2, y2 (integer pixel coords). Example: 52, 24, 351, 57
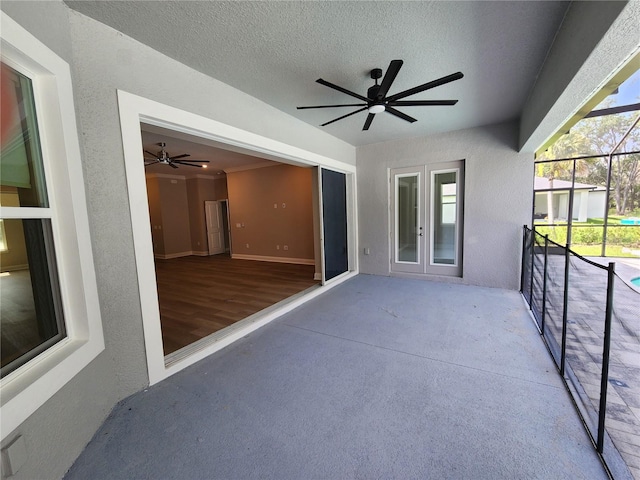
118, 91, 357, 384
390, 161, 464, 277
205, 200, 227, 255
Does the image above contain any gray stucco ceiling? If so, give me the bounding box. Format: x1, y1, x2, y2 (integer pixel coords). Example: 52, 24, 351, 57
65, 1, 570, 147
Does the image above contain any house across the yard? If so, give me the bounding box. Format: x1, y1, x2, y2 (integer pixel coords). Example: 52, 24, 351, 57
534, 176, 608, 222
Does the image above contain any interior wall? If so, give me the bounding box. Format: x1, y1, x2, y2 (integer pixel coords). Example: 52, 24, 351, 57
145, 176, 165, 255
227, 164, 314, 262
156, 176, 191, 256
357, 121, 532, 290
0, 2, 355, 479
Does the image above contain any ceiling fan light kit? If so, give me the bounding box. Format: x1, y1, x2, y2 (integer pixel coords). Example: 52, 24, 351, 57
297, 59, 463, 131
143, 142, 211, 169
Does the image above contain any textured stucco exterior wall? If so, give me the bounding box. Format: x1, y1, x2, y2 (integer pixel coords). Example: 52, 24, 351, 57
357, 121, 532, 290
0, 2, 354, 479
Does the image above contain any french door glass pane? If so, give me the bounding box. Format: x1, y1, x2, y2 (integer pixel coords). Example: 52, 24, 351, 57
397, 174, 418, 262
432, 171, 457, 265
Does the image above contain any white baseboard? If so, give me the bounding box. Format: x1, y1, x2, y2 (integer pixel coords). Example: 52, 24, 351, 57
314, 272, 322, 281
154, 251, 193, 260
191, 250, 209, 257
0, 264, 29, 273
231, 254, 315, 265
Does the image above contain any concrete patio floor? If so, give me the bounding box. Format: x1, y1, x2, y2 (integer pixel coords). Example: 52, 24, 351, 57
65, 275, 607, 479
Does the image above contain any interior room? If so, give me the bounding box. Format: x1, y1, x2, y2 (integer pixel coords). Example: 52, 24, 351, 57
141, 126, 321, 355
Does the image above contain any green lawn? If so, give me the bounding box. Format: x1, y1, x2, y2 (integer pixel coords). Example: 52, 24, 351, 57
570, 244, 638, 258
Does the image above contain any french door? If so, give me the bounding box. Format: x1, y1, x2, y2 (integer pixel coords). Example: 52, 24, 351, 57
391, 161, 464, 277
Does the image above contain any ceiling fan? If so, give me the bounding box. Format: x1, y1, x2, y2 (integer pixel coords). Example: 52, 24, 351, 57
143, 142, 210, 169
297, 60, 463, 131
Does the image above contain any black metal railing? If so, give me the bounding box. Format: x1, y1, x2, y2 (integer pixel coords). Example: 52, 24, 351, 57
521, 225, 638, 480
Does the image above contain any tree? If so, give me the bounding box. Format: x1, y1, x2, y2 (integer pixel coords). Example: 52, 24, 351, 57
537, 103, 640, 216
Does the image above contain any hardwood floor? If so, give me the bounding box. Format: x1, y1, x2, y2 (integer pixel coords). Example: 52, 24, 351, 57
155, 254, 318, 355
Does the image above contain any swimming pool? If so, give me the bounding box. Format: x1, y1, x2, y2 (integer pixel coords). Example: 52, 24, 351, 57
632, 277, 640, 287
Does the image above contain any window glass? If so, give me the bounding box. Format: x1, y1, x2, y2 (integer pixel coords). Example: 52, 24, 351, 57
1, 63, 48, 208
0, 62, 65, 378
397, 174, 419, 262
432, 171, 457, 265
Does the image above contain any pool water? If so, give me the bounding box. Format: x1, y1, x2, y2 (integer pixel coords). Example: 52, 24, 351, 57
632, 277, 640, 287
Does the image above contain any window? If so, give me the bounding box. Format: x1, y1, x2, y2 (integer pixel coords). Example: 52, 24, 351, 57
0, 12, 103, 439
1, 63, 67, 377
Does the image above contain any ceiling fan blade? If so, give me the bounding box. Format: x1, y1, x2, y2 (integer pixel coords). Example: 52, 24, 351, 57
171, 154, 190, 160
144, 150, 158, 158
363, 113, 375, 131
388, 100, 458, 106
169, 162, 179, 169
316, 79, 369, 102
144, 159, 159, 166
321, 107, 368, 127
297, 103, 366, 110
385, 107, 417, 123
175, 162, 204, 168
387, 72, 464, 101
376, 59, 403, 100
174, 159, 210, 163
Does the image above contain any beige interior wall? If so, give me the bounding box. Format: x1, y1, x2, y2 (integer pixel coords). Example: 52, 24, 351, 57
186, 178, 205, 253
145, 176, 165, 255
157, 176, 191, 255
227, 164, 314, 261
213, 177, 228, 199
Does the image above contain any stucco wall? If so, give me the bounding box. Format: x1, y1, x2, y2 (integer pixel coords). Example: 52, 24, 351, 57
357, 121, 532, 290
0, 2, 354, 479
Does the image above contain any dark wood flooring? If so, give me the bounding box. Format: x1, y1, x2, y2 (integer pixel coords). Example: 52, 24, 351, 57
155, 254, 318, 355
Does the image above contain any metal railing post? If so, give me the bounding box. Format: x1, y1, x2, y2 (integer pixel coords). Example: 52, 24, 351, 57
529, 231, 536, 310
520, 226, 527, 293
596, 262, 615, 453
541, 235, 549, 334
560, 246, 570, 376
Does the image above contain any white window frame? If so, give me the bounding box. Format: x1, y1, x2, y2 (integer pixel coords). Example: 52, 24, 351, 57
0, 13, 104, 439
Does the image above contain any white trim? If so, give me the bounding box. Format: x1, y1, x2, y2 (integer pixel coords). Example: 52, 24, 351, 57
153, 251, 193, 260
231, 254, 315, 265
0, 13, 104, 439
144, 173, 186, 180
0, 207, 53, 219
0, 264, 29, 272
117, 90, 356, 386
223, 161, 277, 173
191, 250, 209, 257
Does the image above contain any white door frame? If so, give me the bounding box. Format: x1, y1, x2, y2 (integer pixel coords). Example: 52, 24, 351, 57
204, 200, 225, 255
390, 161, 464, 277
117, 90, 358, 385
